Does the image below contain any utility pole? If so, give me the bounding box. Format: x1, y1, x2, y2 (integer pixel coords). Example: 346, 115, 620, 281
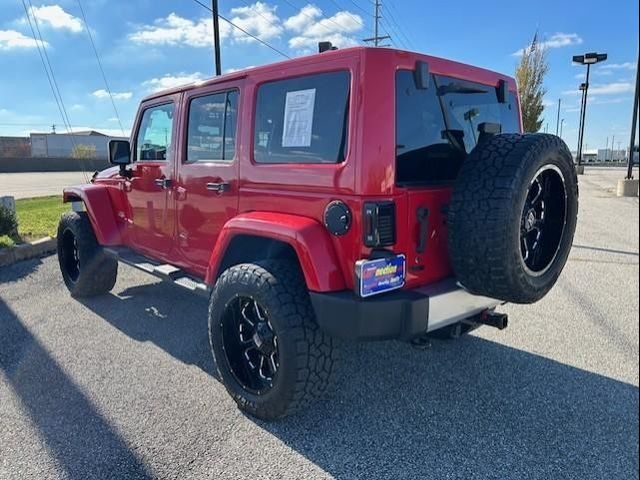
555, 98, 561, 135
611, 135, 615, 161
51, 124, 56, 134
627, 54, 639, 179
212, 0, 222, 76
363, 0, 390, 46
617, 140, 622, 161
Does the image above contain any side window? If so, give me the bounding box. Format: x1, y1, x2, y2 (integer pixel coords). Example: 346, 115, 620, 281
254, 71, 350, 164
136, 103, 174, 161
187, 90, 238, 162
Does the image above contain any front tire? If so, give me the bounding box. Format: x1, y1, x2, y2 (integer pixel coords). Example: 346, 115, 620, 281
57, 211, 118, 297
208, 260, 337, 420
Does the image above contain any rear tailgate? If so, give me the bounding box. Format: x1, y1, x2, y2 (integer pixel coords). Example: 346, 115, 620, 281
398, 187, 453, 289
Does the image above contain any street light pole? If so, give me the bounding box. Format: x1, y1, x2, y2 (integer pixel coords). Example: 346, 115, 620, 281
577, 63, 592, 166
573, 52, 608, 168
576, 83, 587, 164
212, 0, 222, 76
627, 54, 639, 179
560, 118, 564, 138
555, 98, 561, 135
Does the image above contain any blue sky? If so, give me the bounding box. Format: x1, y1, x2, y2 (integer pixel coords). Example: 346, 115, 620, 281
0, 0, 637, 152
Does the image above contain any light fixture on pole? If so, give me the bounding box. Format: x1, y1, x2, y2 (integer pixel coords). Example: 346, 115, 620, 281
573, 52, 608, 168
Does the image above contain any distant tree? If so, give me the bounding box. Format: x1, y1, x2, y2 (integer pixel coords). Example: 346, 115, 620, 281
515, 33, 549, 133
72, 144, 97, 160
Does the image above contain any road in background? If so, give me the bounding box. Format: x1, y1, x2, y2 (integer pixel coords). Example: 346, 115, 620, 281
0, 172, 87, 199
1, 168, 638, 479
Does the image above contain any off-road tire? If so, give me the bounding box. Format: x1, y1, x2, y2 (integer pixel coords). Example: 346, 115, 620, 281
209, 260, 338, 420
448, 133, 578, 304
57, 211, 118, 297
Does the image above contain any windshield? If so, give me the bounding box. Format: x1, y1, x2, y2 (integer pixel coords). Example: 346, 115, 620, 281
395, 70, 520, 185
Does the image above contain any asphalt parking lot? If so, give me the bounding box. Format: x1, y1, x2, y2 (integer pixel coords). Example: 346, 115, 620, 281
1, 167, 638, 480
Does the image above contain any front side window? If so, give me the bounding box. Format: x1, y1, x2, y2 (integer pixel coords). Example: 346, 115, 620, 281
187, 91, 239, 162
254, 71, 350, 164
136, 103, 174, 161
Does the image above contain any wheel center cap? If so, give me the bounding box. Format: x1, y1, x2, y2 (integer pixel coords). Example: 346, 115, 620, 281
252, 322, 275, 355
524, 210, 537, 231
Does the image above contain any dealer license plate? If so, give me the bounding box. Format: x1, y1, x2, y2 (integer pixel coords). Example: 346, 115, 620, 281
356, 255, 406, 298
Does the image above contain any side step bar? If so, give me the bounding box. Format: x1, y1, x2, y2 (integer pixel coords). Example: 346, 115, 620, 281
104, 247, 210, 297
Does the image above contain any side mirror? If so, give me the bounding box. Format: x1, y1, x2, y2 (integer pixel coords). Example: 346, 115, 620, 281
108, 140, 132, 178
109, 140, 131, 165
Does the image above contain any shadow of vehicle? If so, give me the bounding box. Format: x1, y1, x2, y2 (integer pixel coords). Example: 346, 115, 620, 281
0, 298, 154, 480
80, 281, 216, 377
0, 257, 44, 284
79, 283, 638, 479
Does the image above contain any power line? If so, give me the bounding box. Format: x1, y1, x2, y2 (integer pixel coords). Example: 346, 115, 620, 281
383, 0, 415, 50
279, 0, 354, 36
236, 0, 284, 38
22, 0, 88, 181
326, 0, 365, 30
191, 0, 291, 59
75, 0, 125, 136
343, 0, 374, 17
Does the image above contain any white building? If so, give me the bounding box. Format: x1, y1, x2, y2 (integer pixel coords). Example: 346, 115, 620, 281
30, 130, 127, 158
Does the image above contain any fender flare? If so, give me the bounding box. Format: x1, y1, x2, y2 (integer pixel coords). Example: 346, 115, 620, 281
63, 185, 122, 245
205, 212, 346, 292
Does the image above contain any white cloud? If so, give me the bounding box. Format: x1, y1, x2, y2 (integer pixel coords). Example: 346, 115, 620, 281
604, 62, 636, 70
70, 104, 85, 111
129, 13, 226, 47
224, 66, 256, 74
513, 32, 583, 56
28, 5, 82, 33
284, 4, 363, 51
92, 89, 133, 100
128, 2, 283, 48
142, 72, 205, 92
0, 29, 45, 50
227, 2, 282, 43
562, 82, 634, 96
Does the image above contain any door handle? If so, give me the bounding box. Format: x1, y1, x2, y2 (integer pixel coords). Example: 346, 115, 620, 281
206, 182, 230, 194
154, 178, 172, 189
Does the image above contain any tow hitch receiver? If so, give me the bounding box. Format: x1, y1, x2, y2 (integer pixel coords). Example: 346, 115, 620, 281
477, 310, 509, 330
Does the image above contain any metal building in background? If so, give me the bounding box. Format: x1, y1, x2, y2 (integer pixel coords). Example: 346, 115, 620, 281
30, 131, 127, 158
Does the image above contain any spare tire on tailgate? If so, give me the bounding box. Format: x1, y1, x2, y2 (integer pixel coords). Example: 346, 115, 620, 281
448, 133, 578, 304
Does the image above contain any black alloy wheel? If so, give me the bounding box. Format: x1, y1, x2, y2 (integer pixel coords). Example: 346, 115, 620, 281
520, 164, 567, 276
220, 295, 279, 394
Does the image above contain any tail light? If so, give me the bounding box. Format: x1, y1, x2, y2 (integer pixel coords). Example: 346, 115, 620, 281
363, 201, 396, 247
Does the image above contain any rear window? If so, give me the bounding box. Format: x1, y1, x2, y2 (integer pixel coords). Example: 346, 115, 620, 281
254, 71, 350, 164
395, 70, 519, 185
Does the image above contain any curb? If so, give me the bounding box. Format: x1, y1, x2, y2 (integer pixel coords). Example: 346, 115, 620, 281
0, 237, 57, 267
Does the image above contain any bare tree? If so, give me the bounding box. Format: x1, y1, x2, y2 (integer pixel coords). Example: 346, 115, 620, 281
71, 144, 97, 160
515, 33, 549, 133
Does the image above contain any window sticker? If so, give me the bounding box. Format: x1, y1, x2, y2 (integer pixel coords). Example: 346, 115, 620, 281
282, 88, 316, 147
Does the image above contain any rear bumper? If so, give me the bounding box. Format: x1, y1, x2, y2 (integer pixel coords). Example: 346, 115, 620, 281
309, 278, 502, 340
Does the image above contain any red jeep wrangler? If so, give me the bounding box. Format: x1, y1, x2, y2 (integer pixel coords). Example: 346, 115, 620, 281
57, 46, 578, 420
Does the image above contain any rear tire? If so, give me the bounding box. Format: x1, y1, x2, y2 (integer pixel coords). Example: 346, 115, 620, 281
448, 134, 578, 304
208, 260, 337, 420
57, 211, 118, 297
